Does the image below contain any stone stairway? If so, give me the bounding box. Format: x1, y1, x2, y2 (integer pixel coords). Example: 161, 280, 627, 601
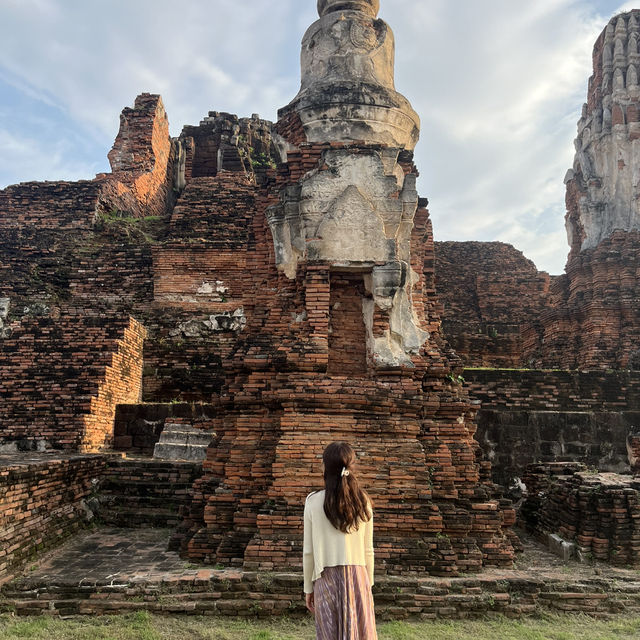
153, 422, 214, 461
96, 457, 203, 528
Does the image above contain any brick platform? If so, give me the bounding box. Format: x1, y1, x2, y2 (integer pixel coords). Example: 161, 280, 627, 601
465, 369, 640, 490
521, 463, 640, 567
0, 454, 106, 581
2, 528, 639, 619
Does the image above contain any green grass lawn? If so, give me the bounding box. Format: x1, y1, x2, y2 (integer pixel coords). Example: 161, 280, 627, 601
0, 612, 639, 640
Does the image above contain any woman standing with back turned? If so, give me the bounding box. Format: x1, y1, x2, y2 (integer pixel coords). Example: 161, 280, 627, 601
303, 441, 377, 639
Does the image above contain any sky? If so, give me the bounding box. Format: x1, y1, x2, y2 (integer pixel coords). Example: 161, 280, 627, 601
0, 0, 635, 274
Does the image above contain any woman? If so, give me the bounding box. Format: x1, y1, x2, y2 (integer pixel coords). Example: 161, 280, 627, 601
303, 441, 377, 640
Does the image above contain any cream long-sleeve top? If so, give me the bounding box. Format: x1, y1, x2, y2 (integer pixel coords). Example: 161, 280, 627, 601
303, 490, 374, 594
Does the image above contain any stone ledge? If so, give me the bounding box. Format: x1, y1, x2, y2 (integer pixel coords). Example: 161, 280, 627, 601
3, 570, 640, 619
3, 527, 639, 620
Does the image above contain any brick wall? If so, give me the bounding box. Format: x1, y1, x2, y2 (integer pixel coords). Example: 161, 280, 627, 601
0, 94, 177, 315
0, 181, 102, 230
477, 410, 637, 488
465, 368, 640, 411
180, 112, 276, 179
152, 248, 246, 311
434, 232, 640, 372
523, 231, 640, 370
328, 273, 368, 375
105, 93, 176, 220
166, 174, 256, 244
0, 96, 176, 232
81, 317, 147, 452
97, 458, 203, 528
140, 313, 232, 402
4, 562, 640, 618
434, 241, 551, 368
467, 369, 640, 489
629, 431, 640, 475
0, 217, 160, 315
0, 314, 146, 452
0, 454, 106, 580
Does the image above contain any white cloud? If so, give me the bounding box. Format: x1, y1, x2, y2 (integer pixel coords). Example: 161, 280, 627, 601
0, 0, 630, 273
388, 0, 613, 274
0, 128, 101, 186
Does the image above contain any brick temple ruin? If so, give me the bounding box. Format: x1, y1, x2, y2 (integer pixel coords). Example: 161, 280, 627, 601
1, 1, 640, 619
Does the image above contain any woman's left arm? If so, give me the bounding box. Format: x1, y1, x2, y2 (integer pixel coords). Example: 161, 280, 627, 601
303, 497, 315, 596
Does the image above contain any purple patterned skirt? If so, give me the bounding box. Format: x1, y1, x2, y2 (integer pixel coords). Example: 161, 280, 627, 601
313, 565, 378, 640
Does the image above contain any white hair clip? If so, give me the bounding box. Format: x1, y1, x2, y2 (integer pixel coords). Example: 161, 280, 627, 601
341, 468, 350, 477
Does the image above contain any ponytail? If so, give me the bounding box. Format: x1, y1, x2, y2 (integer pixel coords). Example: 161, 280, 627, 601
322, 441, 371, 533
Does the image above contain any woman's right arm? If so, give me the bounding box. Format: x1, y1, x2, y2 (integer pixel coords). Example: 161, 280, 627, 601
364, 509, 374, 587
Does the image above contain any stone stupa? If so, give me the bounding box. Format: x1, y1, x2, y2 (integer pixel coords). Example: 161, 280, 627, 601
175, 0, 517, 576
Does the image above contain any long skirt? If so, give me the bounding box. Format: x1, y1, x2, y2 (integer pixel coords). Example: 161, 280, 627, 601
313, 565, 377, 640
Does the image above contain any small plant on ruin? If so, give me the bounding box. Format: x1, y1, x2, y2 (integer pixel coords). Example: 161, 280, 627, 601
94, 208, 164, 243
250, 151, 277, 171
258, 574, 274, 591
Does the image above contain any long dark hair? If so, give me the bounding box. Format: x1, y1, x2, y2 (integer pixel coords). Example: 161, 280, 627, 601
322, 441, 371, 533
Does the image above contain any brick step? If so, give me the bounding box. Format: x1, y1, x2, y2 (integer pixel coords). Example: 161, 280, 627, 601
105, 459, 202, 472
153, 423, 214, 462
100, 479, 194, 494
153, 442, 209, 461
156, 425, 214, 445
4, 574, 640, 619
114, 404, 219, 455
214, 531, 254, 562
98, 508, 182, 528
101, 478, 199, 488
97, 495, 186, 508
6, 596, 301, 618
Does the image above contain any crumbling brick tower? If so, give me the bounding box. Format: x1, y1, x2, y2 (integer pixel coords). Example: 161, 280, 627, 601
525, 10, 640, 369
178, 0, 515, 576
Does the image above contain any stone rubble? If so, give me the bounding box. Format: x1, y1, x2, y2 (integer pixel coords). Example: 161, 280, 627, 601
521, 463, 640, 567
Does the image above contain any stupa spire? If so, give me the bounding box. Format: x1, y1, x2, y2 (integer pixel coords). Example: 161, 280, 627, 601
279, 0, 419, 150
566, 10, 640, 258
317, 0, 380, 17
